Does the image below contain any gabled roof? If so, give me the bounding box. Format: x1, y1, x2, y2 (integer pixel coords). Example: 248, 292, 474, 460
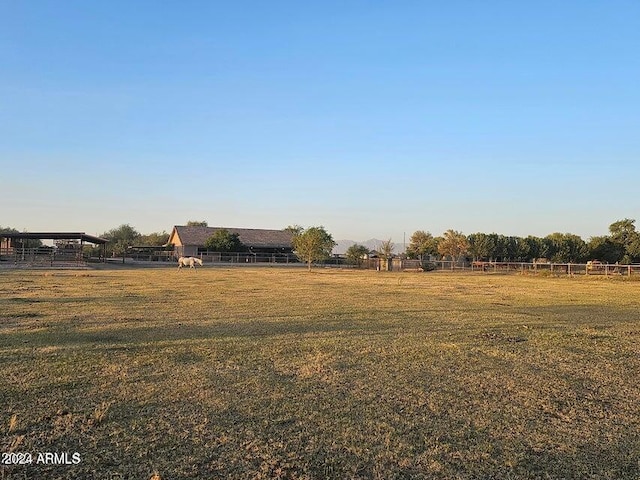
169, 226, 293, 249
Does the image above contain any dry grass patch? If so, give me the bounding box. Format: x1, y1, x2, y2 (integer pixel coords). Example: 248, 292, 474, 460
0, 268, 639, 478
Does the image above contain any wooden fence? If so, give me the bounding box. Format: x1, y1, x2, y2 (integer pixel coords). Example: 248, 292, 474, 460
435, 260, 640, 276
3, 246, 639, 275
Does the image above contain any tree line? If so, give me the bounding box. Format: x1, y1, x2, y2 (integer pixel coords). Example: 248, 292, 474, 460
404, 219, 640, 265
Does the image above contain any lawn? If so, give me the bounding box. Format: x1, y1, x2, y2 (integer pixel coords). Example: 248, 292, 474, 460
1, 267, 639, 479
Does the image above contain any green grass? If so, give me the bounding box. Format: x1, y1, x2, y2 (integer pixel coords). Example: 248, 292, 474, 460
1, 268, 639, 479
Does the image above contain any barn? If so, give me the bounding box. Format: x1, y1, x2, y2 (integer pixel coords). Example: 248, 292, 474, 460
167, 225, 294, 259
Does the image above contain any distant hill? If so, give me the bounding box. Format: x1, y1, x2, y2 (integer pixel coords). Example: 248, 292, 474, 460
333, 239, 389, 255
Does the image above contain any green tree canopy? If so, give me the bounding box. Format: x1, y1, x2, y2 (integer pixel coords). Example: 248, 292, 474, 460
608, 219, 640, 263
102, 224, 140, 256
467, 233, 495, 261
587, 236, 623, 264
285, 225, 304, 235
291, 226, 336, 271
204, 229, 245, 252
186, 220, 208, 227
437, 230, 469, 268
345, 244, 369, 267
609, 219, 637, 246
545, 233, 588, 263
524, 236, 544, 262
138, 232, 170, 246
406, 231, 438, 261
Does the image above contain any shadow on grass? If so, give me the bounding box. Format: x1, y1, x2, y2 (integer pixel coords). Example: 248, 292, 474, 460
0, 316, 398, 350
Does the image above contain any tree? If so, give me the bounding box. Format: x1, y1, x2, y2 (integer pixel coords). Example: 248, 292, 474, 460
467, 233, 495, 261
376, 239, 395, 271
138, 232, 170, 246
0, 226, 19, 235
626, 237, 640, 263
512, 236, 530, 262
378, 239, 394, 260
407, 231, 438, 261
538, 236, 556, 261
609, 219, 637, 246
524, 236, 544, 262
608, 219, 640, 263
545, 233, 588, 263
345, 244, 369, 267
493, 234, 510, 261
437, 230, 469, 268
204, 229, 245, 252
186, 220, 208, 227
285, 225, 304, 235
291, 226, 336, 271
0, 227, 43, 249
503, 236, 522, 261
587, 236, 623, 264
102, 224, 140, 257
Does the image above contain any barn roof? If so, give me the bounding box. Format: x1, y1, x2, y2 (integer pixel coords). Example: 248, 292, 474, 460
0, 232, 108, 244
170, 226, 293, 249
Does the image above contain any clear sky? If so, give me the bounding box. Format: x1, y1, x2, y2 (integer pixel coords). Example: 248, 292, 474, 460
2, 1, 638, 242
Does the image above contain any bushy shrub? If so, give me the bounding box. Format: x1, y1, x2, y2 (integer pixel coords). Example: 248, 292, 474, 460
422, 261, 437, 271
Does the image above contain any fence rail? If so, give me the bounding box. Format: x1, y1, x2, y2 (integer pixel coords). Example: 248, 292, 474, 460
438, 260, 640, 276
123, 251, 298, 264
3, 246, 640, 275
0, 246, 91, 266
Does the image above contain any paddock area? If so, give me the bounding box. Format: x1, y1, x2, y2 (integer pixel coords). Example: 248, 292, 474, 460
1, 268, 638, 479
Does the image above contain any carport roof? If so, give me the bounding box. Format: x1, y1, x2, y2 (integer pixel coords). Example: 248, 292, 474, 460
0, 232, 108, 244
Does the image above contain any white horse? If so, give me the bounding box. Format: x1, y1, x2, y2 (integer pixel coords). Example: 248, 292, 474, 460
177, 256, 203, 270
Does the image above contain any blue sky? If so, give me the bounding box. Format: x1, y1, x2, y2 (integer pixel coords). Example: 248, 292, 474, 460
1, 1, 638, 243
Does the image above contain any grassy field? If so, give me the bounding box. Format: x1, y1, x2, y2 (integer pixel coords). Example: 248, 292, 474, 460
1, 267, 639, 479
